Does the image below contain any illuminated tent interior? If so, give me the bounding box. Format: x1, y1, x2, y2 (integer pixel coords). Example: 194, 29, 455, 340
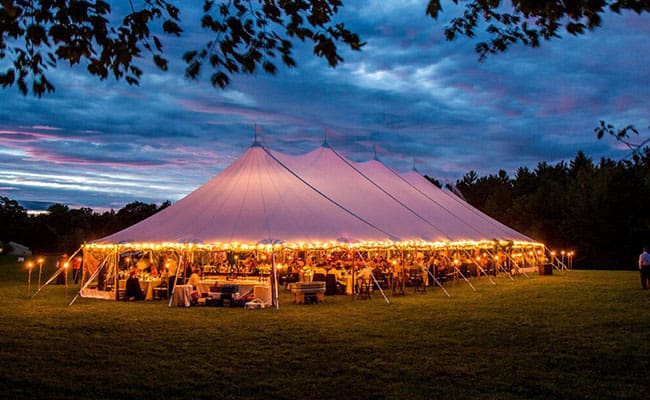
74, 140, 546, 306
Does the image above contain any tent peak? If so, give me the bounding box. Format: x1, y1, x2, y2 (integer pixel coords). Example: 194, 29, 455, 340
252, 123, 264, 148
322, 130, 331, 148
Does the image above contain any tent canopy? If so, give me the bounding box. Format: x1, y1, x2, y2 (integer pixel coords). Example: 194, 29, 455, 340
93, 142, 537, 248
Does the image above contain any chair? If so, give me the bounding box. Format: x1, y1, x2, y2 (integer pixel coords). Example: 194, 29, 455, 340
325, 274, 337, 295
356, 280, 371, 300
153, 281, 168, 300
410, 273, 426, 294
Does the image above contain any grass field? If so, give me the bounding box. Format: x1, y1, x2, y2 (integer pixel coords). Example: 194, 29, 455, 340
1, 256, 649, 400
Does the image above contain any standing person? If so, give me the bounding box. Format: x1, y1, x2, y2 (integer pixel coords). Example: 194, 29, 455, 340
56, 253, 68, 284
638, 246, 650, 290
166, 259, 177, 298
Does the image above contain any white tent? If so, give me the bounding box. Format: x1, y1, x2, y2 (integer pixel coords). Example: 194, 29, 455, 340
399, 170, 533, 242
95, 142, 536, 246
95, 142, 395, 245
77, 141, 543, 304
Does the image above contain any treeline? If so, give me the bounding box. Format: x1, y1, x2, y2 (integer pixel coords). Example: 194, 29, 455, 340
442, 149, 650, 269
0, 200, 170, 255
2, 149, 649, 269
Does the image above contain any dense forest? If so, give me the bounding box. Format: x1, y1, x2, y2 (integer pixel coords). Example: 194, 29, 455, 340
2, 149, 649, 269
439, 149, 650, 269
0, 200, 170, 256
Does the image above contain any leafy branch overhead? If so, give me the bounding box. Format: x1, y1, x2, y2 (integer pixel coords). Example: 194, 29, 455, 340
595, 120, 650, 158
0, 0, 182, 96
0, 0, 362, 96
1, 1, 649, 96
182, 0, 363, 88
425, 0, 650, 60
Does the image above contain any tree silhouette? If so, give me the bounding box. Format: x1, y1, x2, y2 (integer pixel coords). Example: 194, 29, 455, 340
1, 1, 362, 96
426, 0, 650, 60
3, 1, 648, 96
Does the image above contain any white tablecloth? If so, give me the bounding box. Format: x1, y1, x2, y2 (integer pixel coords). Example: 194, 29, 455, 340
142, 279, 162, 301
172, 284, 193, 307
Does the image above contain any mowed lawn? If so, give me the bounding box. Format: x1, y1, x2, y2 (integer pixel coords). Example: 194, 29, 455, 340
1, 257, 649, 400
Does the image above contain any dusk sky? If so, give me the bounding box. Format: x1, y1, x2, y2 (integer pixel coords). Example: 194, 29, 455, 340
1, 2, 649, 211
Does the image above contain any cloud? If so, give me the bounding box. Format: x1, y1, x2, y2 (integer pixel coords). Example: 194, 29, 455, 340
1, 3, 649, 210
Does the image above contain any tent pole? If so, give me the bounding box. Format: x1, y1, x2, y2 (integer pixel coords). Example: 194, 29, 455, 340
425, 267, 451, 298
168, 249, 182, 307
463, 250, 496, 285
398, 248, 406, 295
113, 246, 119, 300
69, 254, 109, 306
272, 248, 279, 310
505, 252, 529, 279
31, 264, 63, 298
31, 246, 82, 298
454, 265, 478, 292
350, 247, 355, 301
356, 250, 390, 304
544, 246, 567, 270
487, 248, 514, 281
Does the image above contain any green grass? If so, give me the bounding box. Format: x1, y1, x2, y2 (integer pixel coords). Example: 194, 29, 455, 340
1, 256, 649, 399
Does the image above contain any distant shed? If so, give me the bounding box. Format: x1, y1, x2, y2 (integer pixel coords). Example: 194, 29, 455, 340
6, 241, 33, 257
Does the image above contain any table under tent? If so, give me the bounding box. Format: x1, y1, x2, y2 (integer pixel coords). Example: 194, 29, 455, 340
66, 141, 551, 307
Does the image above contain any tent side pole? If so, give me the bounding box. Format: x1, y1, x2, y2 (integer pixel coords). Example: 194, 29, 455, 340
505, 252, 530, 279
69, 252, 110, 306
31, 246, 82, 298
454, 265, 478, 292
425, 268, 451, 298
113, 246, 119, 300
272, 248, 279, 310
486, 248, 515, 281
350, 248, 355, 301
463, 250, 496, 285
544, 246, 568, 270
168, 249, 182, 307
356, 250, 390, 304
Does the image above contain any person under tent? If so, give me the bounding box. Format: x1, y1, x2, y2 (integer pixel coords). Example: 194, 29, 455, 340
125, 270, 145, 301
